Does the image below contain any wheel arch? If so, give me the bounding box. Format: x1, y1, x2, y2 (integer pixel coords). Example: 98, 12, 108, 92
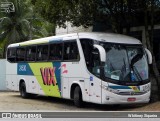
19, 79, 26, 91
70, 83, 83, 100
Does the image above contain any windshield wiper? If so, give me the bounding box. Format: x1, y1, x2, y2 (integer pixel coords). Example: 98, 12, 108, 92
120, 58, 127, 81
132, 66, 142, 81
130, 51, 143, 81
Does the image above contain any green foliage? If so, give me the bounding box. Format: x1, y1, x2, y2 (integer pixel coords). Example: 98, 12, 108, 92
0, 0, 55, 42
0, 0, 55, 58
33, 0, 97, 28
33, 0, 160, 33
0, 0, 28, 43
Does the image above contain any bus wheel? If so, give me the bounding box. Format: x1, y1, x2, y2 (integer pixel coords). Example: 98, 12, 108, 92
20, 82, 29, 98
73, 86, 83, 107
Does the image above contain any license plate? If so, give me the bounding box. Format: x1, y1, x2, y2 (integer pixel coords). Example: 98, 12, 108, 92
127, 98, 136, 102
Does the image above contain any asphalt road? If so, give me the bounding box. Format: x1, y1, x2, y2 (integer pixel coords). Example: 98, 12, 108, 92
0, 92, 160, 111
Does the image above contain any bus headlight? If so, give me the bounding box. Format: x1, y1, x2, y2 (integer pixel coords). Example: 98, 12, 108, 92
142, 84, 150, 92
101, 84, 119, 94
107, 87, 119, 94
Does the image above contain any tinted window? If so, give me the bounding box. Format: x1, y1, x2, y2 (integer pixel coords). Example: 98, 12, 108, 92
63, 41, 79, 60
7, 48, 16, 62
37, 45, 48, 61
49, 43, 62, 61
80, 39, 94, 71
26, 46, 36, 61
16, 48, 26, 61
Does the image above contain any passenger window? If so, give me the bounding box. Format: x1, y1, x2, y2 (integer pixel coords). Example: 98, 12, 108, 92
63, 41, 79, 61
7, 48, 16, 62
37, 45, 48, 61
26, 46, 36, 61
49, 43, 62, 61
16, 48, 26, 61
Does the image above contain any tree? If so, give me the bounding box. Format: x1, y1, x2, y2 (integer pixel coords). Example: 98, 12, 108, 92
33, 0, 141, 33
143, 0, 160, 100
32, 0, 97, 28
0, 0, 50, 58
0, 0, 30, 43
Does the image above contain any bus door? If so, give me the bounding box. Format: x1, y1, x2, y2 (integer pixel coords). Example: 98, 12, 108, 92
79, 38, 102, 103
89, 48, 102, 104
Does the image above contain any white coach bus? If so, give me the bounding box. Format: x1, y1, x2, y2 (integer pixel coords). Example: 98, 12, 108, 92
6, 32, 152, 107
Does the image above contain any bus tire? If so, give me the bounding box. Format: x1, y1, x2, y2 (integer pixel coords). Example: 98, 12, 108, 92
20, 82, 29, 98
73, 86, 83, 107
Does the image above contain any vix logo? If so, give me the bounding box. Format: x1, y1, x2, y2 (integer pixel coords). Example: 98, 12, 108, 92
40, 64, 68, 86
40, 67, 57, 86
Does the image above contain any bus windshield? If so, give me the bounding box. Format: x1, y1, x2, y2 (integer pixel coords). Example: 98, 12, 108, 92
100, 43, 148, 82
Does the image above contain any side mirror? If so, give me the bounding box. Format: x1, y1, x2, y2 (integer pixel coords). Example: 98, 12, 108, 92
145, 48, 152, 64
93, 44, 106, 63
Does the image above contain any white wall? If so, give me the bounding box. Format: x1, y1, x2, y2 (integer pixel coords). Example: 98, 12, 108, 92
56, 22, 92, 35
0, 59, 7, 90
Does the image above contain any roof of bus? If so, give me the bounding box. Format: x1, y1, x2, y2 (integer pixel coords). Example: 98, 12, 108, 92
78, 32, 141, 44
7, 32, 141, 48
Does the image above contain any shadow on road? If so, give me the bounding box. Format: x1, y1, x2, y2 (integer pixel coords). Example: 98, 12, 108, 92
11, 93, 148, 111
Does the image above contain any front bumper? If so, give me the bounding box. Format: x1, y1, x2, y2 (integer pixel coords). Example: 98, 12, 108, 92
102, 91, 150, 104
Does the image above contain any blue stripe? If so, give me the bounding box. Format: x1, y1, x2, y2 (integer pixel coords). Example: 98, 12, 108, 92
52, 62, 61, 95
109, 86, 131, 89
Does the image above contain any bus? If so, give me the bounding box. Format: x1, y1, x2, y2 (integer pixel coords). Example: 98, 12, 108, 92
6, 32, 152, 107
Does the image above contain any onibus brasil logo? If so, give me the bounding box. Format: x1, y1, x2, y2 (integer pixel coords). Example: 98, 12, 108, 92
0, 2, 15, 13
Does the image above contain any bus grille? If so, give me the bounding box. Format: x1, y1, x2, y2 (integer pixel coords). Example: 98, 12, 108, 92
118, 91, 147, 95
